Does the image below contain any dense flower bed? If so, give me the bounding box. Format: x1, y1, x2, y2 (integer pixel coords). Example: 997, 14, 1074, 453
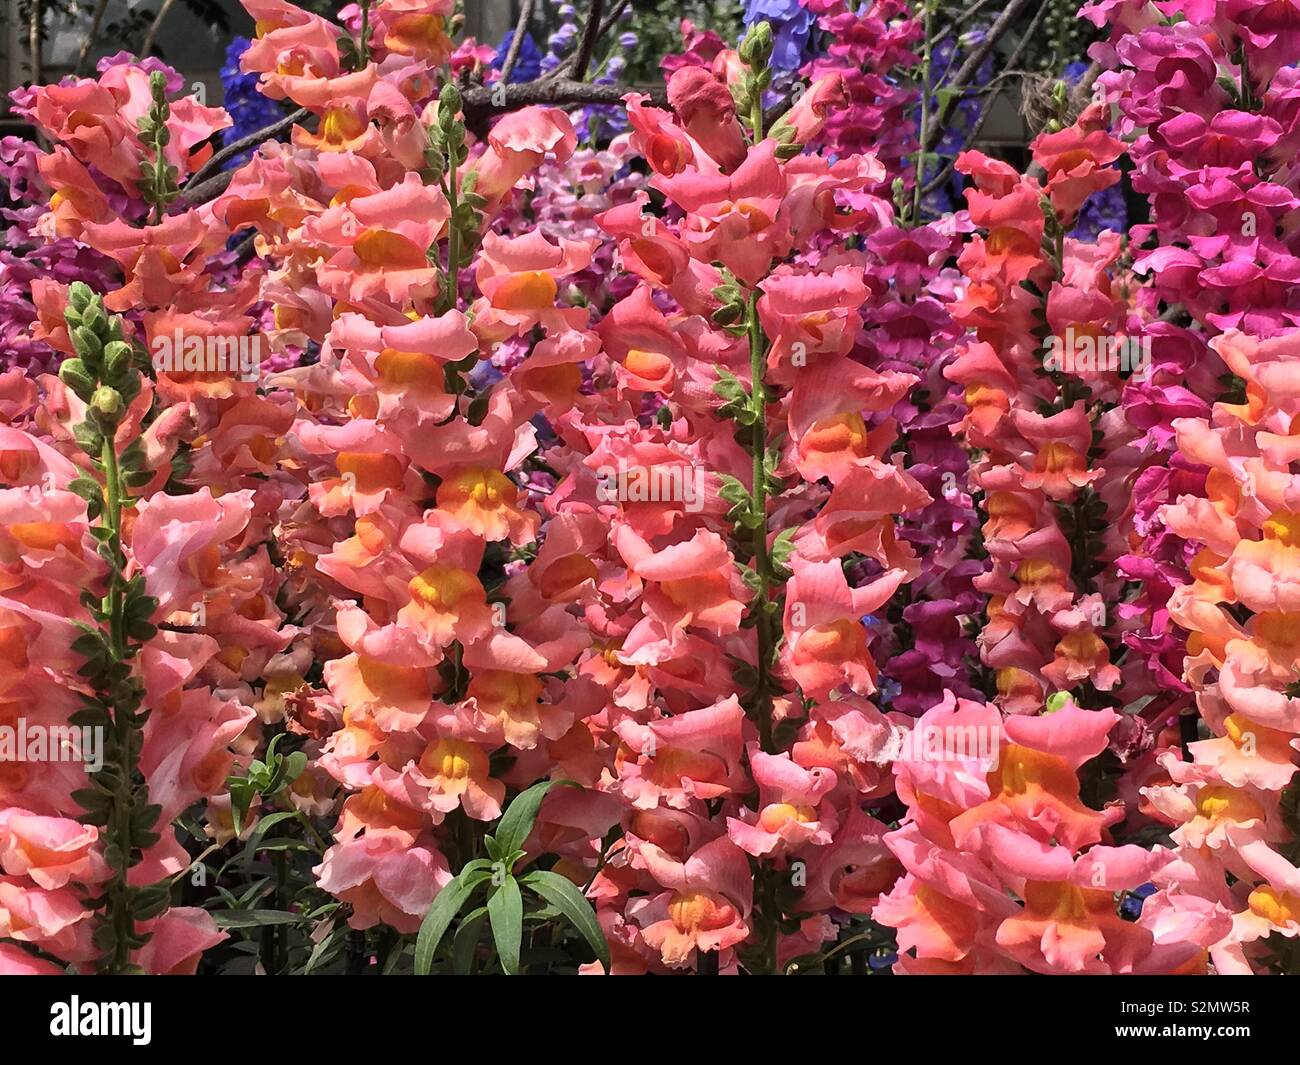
1, 0, 1299, 976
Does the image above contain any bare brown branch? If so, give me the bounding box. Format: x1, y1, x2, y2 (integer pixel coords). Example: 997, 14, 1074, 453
499, 0, 537, 83
922, 0, 1037, 153
572, 0, 607, 82
185, 106, 310, 191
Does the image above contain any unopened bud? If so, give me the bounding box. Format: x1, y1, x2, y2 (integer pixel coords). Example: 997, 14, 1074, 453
741, 21, 774, 67
103, 341, 133, 378
72, 326, 103, 361
67, 282, 95, 313
89, 386, 123, 422
1044, 691, 1072, 713
439, 82, 462, 118
58, 358, 96, 399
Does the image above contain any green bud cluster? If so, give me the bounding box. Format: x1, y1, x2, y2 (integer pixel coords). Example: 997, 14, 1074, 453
425, 82, 488, 317
136, 71, 180, 219
424, 82, 467, 183
732, 22, 775, 132
710, 270, 749, 333
60, 283, 146, 441
58, 285, 168, 973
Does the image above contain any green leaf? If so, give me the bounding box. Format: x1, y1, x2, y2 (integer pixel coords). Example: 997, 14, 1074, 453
712, 368, 746, 403
487, 877, 523, 975
413, 859, 492, 974
717, 475, 750, 508
228, 779, 255, 836
494, 778, 574, 858
932, 86, 962, 115
209, 909, 303, 929
70, 631, 105, 657
771, 526, 797, 574
242, 810, 299, 858
521, 869, 610, 973
67, 476, 104, 504
304, 921, 344, 974
451, 905, 489, 974
131, 881, 172, 921
280, 751, 308, 788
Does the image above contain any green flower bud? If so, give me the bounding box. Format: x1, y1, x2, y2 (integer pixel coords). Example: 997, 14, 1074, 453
769, 117, 797, 144
72, 325, 103, 361
59, 358, 96, 399
711, 303, 742, 327
67, 281, 95, 312
729, 80, 752, 114
89, 386, 123, 423
82, 302, 107, 334
439, 82, 462, 119
741, 21, 774, 67
1044, 691, 1073, 713
103, 341, 134, 379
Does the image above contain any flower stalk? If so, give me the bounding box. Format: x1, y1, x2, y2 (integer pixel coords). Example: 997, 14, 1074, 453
60, 283, 168, 973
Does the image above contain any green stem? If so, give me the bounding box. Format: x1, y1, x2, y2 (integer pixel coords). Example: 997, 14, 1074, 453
443, 165, 461, 314
755, 868, 780, 975
292, 808, 330, 853
147, 115, 170, 224
100, 433, 134, 974
101, 436, 125, 655
1238, 47, 1256, 111
444, 179, 460, 312
912, 0, 935, 224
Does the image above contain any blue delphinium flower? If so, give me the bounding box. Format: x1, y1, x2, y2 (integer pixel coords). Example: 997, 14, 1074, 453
219, 37, 283, 170
542, 17, 581, 74
876, 676, 903, 709
492, 29, 543, 83
744, 0, 814, 73
575, 53, 631, 143
922, 31, 994, 217
1120, 882, 1158, 920
1063, 59, 1090, 83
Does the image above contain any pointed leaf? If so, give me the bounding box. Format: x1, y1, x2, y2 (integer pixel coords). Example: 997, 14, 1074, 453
494, 778, 573, 858
521, 870, 610, 973
451, 905, 489, 975
413, 860, 491, 974
487, 877, 523, 975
